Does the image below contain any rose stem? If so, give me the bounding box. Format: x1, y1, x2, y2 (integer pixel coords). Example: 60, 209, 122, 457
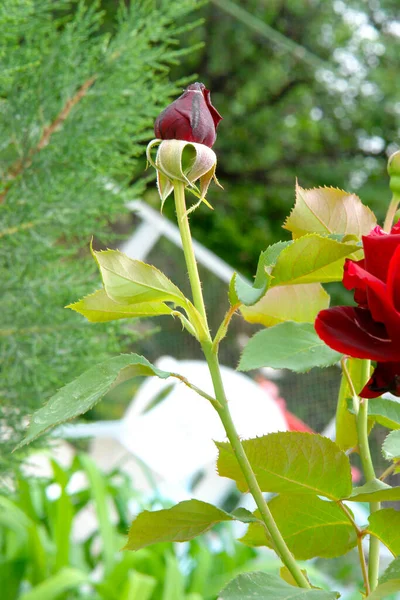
355, 360, 380, 591
173, 180, 311, 589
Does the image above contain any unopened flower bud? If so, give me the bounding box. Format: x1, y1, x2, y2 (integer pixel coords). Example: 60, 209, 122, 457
388, 150, 400, 197
154, 82, 222, 148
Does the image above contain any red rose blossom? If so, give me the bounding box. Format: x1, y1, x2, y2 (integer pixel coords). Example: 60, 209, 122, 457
154, 82, 222, 148
315, 222, 400, 398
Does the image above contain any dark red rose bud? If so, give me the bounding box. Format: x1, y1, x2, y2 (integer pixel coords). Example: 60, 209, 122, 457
154, 82, 222, 148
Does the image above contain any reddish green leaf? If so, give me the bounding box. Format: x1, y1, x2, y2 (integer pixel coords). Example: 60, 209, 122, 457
284, 183, 376, 239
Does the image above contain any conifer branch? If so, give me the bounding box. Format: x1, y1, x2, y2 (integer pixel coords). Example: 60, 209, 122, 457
0, 75, 97, 203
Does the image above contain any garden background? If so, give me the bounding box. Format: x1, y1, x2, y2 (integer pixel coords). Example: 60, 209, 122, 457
1, 0, 399, 598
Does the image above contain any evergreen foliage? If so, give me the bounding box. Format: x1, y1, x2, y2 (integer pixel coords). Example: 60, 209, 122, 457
0, 0, 201, 469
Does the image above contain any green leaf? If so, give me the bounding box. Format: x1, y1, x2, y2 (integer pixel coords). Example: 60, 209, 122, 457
347, 479, 400, 502
240, 495, 356, 560
68, 288, 173, 322
365, 556, 400, 600
124, 500, 238, 551
240, 284, 329, 327
366, 581, 400, 600
229, 242, 292, 306
367, 508, 400, 556
238, 322, 342, 373
381, 556, 400, 583
382, 430, 400, 461
15, 354, 172, 449
366, 397, 400, 430
229, 271, 270, 307
216, 432, 352, 500
365, 581, 400, 600
270, 234, 360, 285
19, 568, 88, 600
284, 183, 376, 239
218, 572, 340, 600
230, 507, 261, 523
93, 247, 187, 305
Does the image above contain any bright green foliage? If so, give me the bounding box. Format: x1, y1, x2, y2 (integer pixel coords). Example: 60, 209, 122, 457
348, 479, 400, 503
216, 432, 352, 500
118, 571, 156, 600
0, 457, 272, 600
218, 572, 339, 600
0, 0, 202, 463
238, 322, 342, 372
367, 509, 400, 556
270, 234, 360, 285
240, 495, 357, 560
240, 284, 329, 327
18, 568, 88, 600
382, 430, 400, 461
16, 354, 172, 449
124, 500, 256, 551
69, 289, 174, 322
284, 185, 376, 239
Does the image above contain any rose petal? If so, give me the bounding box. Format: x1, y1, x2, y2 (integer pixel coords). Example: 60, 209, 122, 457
363, 227, 400, 283
343, 258, 368, 307
391, 220, 400, 235
387, 244, 400, 313
342, 259, 400, 339
315, 306, 400, 361
343, 259, 389, 324
360, 361, 400, 398
154, 83, 221, 148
